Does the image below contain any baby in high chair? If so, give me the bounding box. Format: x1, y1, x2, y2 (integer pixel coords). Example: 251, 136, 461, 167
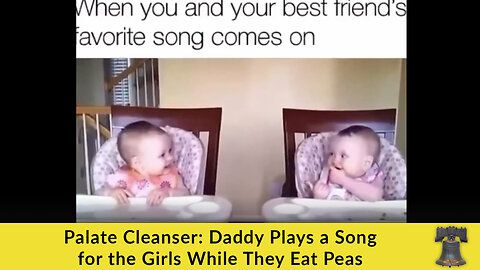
310, 125, 384, 202
106, 121, 190, 206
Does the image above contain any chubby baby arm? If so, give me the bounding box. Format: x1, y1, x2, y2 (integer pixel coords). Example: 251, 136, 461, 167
167, 174, 190, 197
147, 188, 169, 206
147, 175, 190, 206
106, 173, 134, 204
311, 181, 330, 199
309, 166, 331, 199
109, 188, 134, 204
342, 174, 383, 202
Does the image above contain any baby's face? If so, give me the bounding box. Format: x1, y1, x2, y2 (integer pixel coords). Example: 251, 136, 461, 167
329, 135, 373, 178
135, 133, 174, 176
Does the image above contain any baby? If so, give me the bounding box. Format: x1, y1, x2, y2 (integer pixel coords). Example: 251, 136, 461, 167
106, 121, 190, 205
311, 125, 384, 202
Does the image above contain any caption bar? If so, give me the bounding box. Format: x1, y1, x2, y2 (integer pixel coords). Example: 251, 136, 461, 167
6, 224, 471, 269
76, 0, 407, 58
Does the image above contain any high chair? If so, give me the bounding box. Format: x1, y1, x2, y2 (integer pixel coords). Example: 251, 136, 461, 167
260, 108, 404, 222
281, 108, 405, 199
89, 105, 222, 196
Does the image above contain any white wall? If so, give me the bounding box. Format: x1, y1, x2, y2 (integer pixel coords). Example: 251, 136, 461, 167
159, 59, 403, 218
396, 59, 407, 158
76, 59, 107, 106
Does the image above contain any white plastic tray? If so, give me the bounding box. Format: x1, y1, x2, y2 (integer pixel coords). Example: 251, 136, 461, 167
76, 195, 232, 222
262, 197, 406, 222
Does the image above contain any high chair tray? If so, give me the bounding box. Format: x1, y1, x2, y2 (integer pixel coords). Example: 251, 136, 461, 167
262, 197, 406, 223
76, 195, 232, 223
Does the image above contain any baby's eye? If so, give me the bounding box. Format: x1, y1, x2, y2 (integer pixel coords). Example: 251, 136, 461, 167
159, 153, 165, 158
329, 152, 333, 156
341, 154, 347, 158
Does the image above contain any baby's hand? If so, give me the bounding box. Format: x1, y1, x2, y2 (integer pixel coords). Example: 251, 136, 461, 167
312, 182, 330, 199
328, 167, 348, 185
147, 189, 169, 206
108, 188, 133, 205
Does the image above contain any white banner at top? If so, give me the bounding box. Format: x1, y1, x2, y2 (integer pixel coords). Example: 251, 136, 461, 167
76, 0, 406, 58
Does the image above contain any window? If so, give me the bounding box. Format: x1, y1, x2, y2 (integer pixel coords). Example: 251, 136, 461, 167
105, 58, 159, 107
109, 58, 131, 106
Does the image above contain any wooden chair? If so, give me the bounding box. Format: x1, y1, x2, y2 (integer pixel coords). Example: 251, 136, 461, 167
110, 105, 222, 195
281, 108, 397, 197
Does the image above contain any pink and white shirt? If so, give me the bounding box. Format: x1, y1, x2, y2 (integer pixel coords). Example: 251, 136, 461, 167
106, 165, 181, 197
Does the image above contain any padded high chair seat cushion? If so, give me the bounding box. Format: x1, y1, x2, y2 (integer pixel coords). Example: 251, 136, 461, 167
91, 126, 204, 195
295, 132, 406, 200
